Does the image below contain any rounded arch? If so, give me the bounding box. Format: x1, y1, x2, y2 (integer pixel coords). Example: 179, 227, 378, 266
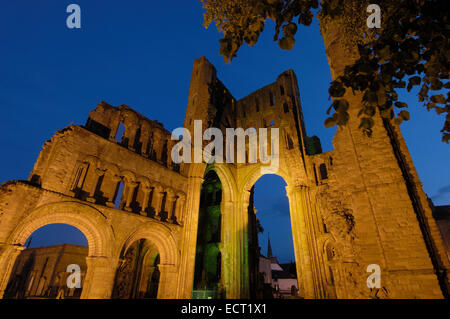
136, 176, 151, 189
119, 222, 179, 267
240, 164, 291, 203
165, 186, 175, 196
103, 162, 121, 177
151, 181, 164, 191
119, 107, 139, 127
205, 163, 237, 203
140, 120, 151, 134
7, 201, 114, 257
120, 170, 136, 184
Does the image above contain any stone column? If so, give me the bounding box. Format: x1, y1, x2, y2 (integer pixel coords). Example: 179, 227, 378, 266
0, 244, 25, 299
220, 200, 237, 299
152, 128, 164, 163
140, 185, 152, 216
81, 256, 118, 299
237, 197, 250, 299
86, 168, 105, 203
224, 194, 248, 299
175, 172, 204, 298
157, 264, 178, 299
286, 185, 317, 298
174, 193, 186, 225
106, 174, 122, 208
140, 131, 150, 156
123, 124, 137, 152
165, 189, 177, 222
150, 184, 164, 219
124, 181, 138, 212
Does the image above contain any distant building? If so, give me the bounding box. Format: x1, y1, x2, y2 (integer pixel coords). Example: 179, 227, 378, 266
259, 237, 299, 298
4, 244, 87, 299
431, 204, 450, 262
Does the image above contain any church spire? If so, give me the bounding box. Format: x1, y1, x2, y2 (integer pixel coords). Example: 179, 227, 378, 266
267, 234, 273, 258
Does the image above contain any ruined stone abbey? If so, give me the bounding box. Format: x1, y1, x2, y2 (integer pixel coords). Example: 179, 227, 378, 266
1, 20, 449, 298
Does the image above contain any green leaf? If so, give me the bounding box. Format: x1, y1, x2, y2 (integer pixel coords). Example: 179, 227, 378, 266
298, 11, 313, 26
333, 99, 349, 112
324, 116, 337, 128
407, 76, 421, 91
430, 78, 443, 90
418, 84, 429, 101
278, 36, 295, 50
398, 110, 410, 121
329, 81, 346, 98
430, 94, 446, 104
282, 23, 297, 37
394, 117, 403, 125
381, 109, 394, 119
394, 101, 408, 108
443, 133, 450, 144
337, 111, 349, 125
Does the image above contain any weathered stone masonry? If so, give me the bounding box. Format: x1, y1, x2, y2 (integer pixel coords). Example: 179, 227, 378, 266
0, 55, 448, 298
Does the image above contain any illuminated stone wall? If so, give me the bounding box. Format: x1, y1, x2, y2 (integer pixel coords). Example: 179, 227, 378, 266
0, 54, 447, 299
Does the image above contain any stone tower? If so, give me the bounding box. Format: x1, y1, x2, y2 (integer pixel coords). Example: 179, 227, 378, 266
0, 56, 447, 299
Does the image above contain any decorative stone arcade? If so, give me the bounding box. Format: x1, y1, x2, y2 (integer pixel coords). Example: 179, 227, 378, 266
0, 55, 447, 299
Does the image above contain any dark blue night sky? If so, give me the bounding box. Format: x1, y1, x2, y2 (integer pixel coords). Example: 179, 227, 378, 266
1, 1, 449, 263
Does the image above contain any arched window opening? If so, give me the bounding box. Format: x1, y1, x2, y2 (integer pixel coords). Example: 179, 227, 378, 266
159, 192, 168, 221
93, 174, 106, 205
133, 127, 142, 154
4, 224, 88, 299
255, 98, 260, 112
319, 163, 328, 180
114, 181, 125, 210
115, 122, 126, 144
71, 162, 88, 199
130, 182, 141, 213
283, 103, 289, 113
280, 85, 285, 96
269, 92, 275, 106
249, 175, 298, 299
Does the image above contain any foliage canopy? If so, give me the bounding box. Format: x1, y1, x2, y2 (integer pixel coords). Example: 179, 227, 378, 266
200, 0, 449, 142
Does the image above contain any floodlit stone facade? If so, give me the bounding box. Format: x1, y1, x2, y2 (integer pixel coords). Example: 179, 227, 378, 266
0, 54, 448, 299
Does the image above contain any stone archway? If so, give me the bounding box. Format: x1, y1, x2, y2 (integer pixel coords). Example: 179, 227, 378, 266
236, 165, 321, 299
115, 222, 179, 299
0, 201, 115, 299
176, 162, 240, 299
